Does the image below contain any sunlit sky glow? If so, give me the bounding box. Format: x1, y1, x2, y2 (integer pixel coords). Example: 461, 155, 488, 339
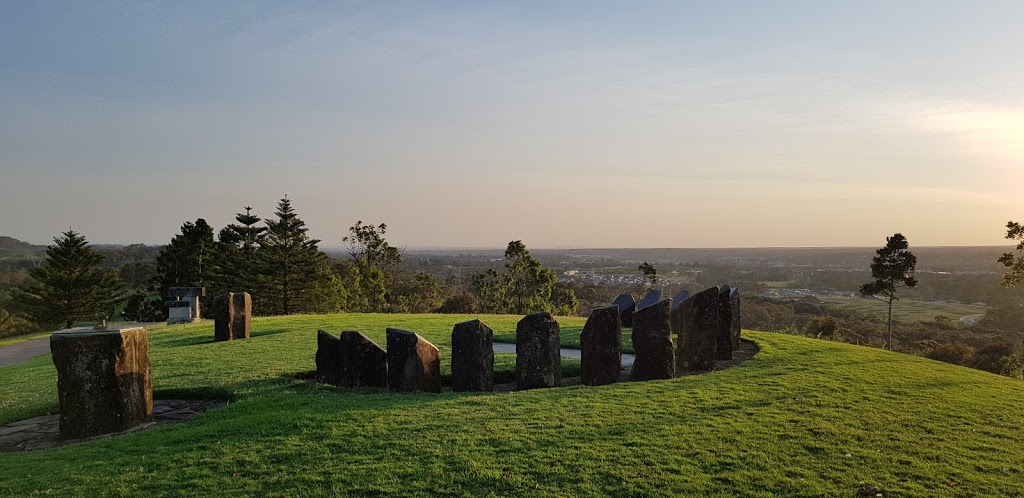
2, 1, 1022, 248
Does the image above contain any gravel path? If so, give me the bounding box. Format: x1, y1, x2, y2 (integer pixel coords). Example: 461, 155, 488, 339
0, 338, 50, 368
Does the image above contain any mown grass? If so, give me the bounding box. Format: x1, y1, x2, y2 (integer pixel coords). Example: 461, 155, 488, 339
1, 313, 1022, 497
820, 297, 986, 323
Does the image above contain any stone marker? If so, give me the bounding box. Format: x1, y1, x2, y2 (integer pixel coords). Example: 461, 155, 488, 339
631, 299, 675, 380
451, 319, 494, 392
612, 293, 636, 328
636, 288, 663, 311
730, 288, 742, 350
213, 292, 252, 341
387, 328, 441, 393
166, 286, 205, 324
516, 312, 561, 390
671, 290, 691, 310
338, 331, 388, 389
315, 330, 341, 385
674, 286, 719, 372
50, 326, 153, 440
580, 306, 622, 386
716, 286, 734, 360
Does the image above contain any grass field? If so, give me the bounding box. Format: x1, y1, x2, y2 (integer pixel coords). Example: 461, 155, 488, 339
1, 313, 1023, 497
820, 297, 986, 323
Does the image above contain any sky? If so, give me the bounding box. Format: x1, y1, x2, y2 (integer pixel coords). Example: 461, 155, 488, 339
2, 1, 1023, 248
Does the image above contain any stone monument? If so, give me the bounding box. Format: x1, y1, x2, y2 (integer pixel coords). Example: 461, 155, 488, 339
213, 292, 252, 341
611, 293, 636, 328
50, 326, 153, 439
166, 287, 205, 325
674, 286, 719, 372
316, 330, 341, 385
386, 328, 441, 393
451, 319, 494, 392
631, 298, 675, 380
338, 331, 388, 388
716, 286, 734, 360
671, 290, 691, 310
636, 288, 663, 311
730, 288, 742, 351
580, 305, 622, 386
516, 312, 561, 390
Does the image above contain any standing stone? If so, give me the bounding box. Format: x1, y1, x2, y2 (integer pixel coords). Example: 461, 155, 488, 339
451, 319, 494, 392
338, 331, 388, 389
516, 313, 561, 390
316, 330, 341, 385
631, 299, 675, 380
612, 293, 636, 328
730, 288, 742, 351
387, 328, 441, 393
671, 290, 691, 310
636, 288, 663, 311
580, 306, 622, 386
674, 286, 719, 372
50, 326, 153, 440
213, 292, 252, 342
716, 286, 734, 360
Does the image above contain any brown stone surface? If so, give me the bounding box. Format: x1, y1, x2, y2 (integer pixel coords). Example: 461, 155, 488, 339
516, 313, 561, 390
213, 292, 252, 341
580, 306, 622, 386
631, 299, 675, 380
316, 330, 341, 385
338, 331, 388, 389
674, 286, 719, 373
451, 319, 494, 392
386, 328, 441, 393
49, 327, 153, 440
716, 286, 734, 360
730, 288, 742, 351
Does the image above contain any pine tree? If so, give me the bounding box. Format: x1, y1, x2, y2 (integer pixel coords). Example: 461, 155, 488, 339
860, 233, 918, 350
153, 218, 216, 301
258, 197, 339, 315
214, 206, 266, 296
12, 230, 127, 328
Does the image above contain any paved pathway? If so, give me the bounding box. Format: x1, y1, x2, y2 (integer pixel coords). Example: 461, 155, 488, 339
493, 343, 636, 367
0, 338, 50, 368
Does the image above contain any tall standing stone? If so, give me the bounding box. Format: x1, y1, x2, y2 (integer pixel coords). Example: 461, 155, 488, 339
338, 331, 388, 389
631, 299, 675, 380
671, 290, 691, 310
516, 312, 561, 390
674, 286, 719, 372
451, 319, 494, 392
50, 326, 153, 440
730, 288, 742, 351
612, 293, 636, 328
387, 328, 441, 393
716, 286, 734, 360
580, 306, 622, 386
213, 292, 252, 341
636, 288, 663, 311
316, 330, 341, 385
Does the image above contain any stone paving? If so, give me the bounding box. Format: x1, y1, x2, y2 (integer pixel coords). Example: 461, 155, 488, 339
0, 399, 225, 453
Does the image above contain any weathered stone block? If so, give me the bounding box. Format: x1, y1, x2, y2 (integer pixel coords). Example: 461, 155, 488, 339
671, 290, 690, 310
316, 330, 341, 385
631, 299, 675, 380
516, 312, 561, 390
674, 286, 719, 372
50, 326, 153, 440
580, 306, 622, 386
716, 286, 734, 360
730, 288, 742, 350
451, 319, 494, 392
338, 331, 388, 389
612, 293, 636, 328
636, 288, 663, 311
213, 292, 252, 341
387, 328, 441, 393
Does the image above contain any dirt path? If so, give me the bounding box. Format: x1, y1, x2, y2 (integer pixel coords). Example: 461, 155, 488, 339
0, 338, 50, 368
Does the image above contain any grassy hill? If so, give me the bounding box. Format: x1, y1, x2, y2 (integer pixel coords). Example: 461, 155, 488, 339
1, 314, 1022, 497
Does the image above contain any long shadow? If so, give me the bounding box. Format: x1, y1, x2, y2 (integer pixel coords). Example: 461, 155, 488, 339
158, 328, 290, 348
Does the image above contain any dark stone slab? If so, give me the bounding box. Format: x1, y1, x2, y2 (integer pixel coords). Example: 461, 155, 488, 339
50, 327, 153, 440
580, 306, 622, 386
716, 286, 734, 360
315, 330, 341, 385
630, 299, 675, 380
168, 287, 205, 298
451, 319, 494, 392
516, 313, 561, 390
636, 289, 663, 311
730, 288, 742, 351
338, 331, 388, 389
164, 301, 190, 308
213, 292, 252, 341
674, 286, 719, 373
386, 328, 441, 393
612, 293, 636, 328
671, 290, 690, 310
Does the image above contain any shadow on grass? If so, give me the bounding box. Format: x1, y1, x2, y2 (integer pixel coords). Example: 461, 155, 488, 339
250, 328, 290, 338
158, 328, 290, 348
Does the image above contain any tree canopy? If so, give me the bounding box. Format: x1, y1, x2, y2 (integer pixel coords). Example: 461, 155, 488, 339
859, 233, 918, 350
998, 220, 1024, 287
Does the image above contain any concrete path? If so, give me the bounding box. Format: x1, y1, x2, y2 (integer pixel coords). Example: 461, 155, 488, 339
493, 343, 635, 367
0, 338, 50, 368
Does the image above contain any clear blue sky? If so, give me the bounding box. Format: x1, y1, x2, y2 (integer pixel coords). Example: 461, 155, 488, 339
2, 1, 1022, 247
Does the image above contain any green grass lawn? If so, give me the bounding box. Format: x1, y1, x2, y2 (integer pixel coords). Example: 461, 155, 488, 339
1, 313, 1023, 497
820, 297, 986, 324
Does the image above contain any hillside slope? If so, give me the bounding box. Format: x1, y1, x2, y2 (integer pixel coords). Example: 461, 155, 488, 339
0, 314, 1022, 497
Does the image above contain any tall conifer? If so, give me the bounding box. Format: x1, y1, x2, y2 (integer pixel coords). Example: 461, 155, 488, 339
258, 197, 336, 315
